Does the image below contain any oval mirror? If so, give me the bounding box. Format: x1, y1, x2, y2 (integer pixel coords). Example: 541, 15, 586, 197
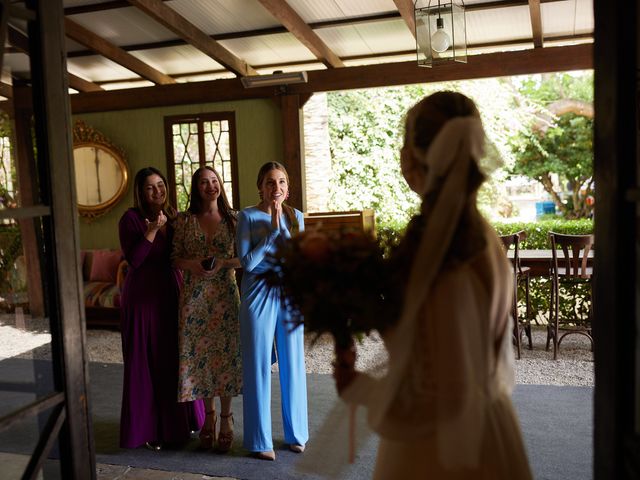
73, 121, 128, 220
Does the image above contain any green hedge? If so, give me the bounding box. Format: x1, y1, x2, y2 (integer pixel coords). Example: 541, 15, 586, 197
378, 217, 594, 325
492, 218, 594, 248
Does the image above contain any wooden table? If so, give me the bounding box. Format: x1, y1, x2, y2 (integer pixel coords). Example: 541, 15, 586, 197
508, 249, 594, 277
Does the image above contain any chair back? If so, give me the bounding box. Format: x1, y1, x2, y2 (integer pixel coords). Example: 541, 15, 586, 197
549, 232, 594, 279
499, 230, 527, 275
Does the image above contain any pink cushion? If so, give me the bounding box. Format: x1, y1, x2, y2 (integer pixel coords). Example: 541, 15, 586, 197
89, 250, 122, 283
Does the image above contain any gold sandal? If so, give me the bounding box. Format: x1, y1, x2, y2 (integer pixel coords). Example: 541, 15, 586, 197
199, 410, 217, 450
216, 412, 234, 453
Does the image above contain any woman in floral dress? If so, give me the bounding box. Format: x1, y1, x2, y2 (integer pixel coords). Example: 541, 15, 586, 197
172, 166, 241, 453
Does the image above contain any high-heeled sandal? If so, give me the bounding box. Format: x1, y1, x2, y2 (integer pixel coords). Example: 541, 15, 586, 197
216, 412, 234, 453
199, 410, 217, 450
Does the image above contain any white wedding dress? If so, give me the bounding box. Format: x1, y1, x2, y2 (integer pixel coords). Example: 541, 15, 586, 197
372, 229, 533, 480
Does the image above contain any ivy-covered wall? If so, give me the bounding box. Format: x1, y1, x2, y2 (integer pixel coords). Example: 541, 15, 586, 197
73, 98, 282, 249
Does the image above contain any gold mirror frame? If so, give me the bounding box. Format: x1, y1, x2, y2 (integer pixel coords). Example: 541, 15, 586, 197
73, 121, 128, 220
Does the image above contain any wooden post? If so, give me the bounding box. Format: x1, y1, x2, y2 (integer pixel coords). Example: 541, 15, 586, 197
593, 1, 639, 479
27, 0, 96, 477
279, 93, 306, 212
12, 84, 45, 317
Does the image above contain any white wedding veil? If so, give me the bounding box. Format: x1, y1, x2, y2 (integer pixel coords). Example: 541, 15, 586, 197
298, 98, 512, 477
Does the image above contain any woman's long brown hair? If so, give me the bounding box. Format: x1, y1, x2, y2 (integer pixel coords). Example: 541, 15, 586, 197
187, 166, 236, 235
256, 161, 298, 235
133, 166, 176, 221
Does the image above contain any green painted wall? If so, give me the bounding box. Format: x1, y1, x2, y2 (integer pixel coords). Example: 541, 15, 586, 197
74, 99, 282, 249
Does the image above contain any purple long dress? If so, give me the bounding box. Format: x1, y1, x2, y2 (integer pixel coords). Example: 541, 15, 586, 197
118, 208, 204, 448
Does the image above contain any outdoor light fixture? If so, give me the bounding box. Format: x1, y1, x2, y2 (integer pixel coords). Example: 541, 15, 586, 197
414, 0, 467, 67
241, 71, 308, 89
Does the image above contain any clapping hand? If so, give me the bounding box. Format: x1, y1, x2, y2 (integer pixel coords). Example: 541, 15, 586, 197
145, 210, 167, 232
271, 199, 281, 230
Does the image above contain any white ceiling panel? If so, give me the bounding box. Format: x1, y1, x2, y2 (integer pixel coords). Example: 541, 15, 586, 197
175, 71, 237, 83
343, 52, 416, 68
255, 62, 325, 74
316, 19, 413, 57
169, 0, 281, 34
542, 0, 594, 37
2, 53, 31, 77
67, 55, 144, 82
219, 33, 317, 66
465, 6, 533, 45
67, 7, 178, 47
131, 45, 223, 75
285, 0, 396, 23
102, 80, 155, 91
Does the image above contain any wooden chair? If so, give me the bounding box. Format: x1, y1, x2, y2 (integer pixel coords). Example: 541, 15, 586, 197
547, 232, 594, 360
499, 231, 533, 359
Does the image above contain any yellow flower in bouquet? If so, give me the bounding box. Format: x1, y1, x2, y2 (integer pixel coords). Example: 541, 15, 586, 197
261, 228, 390, 349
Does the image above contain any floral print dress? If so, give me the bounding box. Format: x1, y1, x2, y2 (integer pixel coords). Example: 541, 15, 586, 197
173, 211, 242, 401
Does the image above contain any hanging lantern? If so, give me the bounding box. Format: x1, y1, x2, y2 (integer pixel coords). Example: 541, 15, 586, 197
414, 0, 467, 67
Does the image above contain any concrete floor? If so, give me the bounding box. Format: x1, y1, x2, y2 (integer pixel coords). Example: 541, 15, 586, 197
0, 453, 238, 480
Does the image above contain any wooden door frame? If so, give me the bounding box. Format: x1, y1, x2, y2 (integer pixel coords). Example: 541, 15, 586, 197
593, 1, 640, 478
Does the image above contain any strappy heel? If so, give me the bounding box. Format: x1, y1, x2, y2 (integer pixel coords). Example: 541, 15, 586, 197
199, 410, 217, 450
216, 412, 234, 453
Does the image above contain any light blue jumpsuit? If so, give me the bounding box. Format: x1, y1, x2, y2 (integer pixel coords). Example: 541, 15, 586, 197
237, 206, 309, 452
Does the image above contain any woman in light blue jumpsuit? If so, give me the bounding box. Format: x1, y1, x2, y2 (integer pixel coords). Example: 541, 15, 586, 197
237, 161, 309, 461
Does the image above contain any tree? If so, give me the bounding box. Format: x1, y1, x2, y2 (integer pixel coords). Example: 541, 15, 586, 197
509, 73, 594, 219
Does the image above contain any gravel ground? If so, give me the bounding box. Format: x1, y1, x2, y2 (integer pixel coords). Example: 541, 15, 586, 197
0, 314, 594, 386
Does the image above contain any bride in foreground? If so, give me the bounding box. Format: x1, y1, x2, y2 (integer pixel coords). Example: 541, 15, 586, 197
332, 91, 534, 479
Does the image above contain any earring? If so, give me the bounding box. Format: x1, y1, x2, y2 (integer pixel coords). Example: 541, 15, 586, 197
286, 192, 290, 200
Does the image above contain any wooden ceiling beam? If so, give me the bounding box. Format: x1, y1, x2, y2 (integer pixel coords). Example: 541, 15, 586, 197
0, 81, 12, 98
528, 0, 544, 48
70, 44, 592, 114
64, 18, 175, 84
87, 33, 594, 87
256, 0, 344, 68
68, 73, 104, 92
126, 0, 256, 77
393, 0, 416, 39
7, 25, 105, 92
65, 0, 567, 60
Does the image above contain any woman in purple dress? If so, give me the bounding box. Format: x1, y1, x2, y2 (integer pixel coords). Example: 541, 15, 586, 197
118, 166, 204, 450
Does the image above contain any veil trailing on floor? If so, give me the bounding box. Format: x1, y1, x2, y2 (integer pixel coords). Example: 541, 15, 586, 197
298, 115, 512, 477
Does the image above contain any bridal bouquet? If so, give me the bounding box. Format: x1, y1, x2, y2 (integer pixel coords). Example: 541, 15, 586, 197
262, 228, 391, 348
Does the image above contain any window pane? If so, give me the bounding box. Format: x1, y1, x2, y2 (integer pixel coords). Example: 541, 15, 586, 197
172, 122, 200, 211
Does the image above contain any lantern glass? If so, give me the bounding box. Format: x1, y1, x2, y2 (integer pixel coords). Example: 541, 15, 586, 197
415, 0, 467, 67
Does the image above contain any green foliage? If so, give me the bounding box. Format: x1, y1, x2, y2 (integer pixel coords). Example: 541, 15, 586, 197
0, 226, 23, 308
515, 72, 593, 104
327, 86, 426, 226
378, 217, 594, 325
492, 218, 594, 248
509, 72, 594, 219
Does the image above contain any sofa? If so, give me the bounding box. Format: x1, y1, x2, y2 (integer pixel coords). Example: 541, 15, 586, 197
82, 249, 127, 329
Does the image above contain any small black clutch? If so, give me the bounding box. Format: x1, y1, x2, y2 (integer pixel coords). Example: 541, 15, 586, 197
201, 256, 216, 270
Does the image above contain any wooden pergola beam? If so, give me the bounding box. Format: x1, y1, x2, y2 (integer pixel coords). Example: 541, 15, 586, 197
393, 0, 416, 39
8, 25, 104, 92
528, 0, 544, 48
70, 44, 593, 114
0, 81, 11, 98
64, 18, 175, 84
256, 0, 344, 68
126, 0, 257, 77
68, 73, 104, 92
